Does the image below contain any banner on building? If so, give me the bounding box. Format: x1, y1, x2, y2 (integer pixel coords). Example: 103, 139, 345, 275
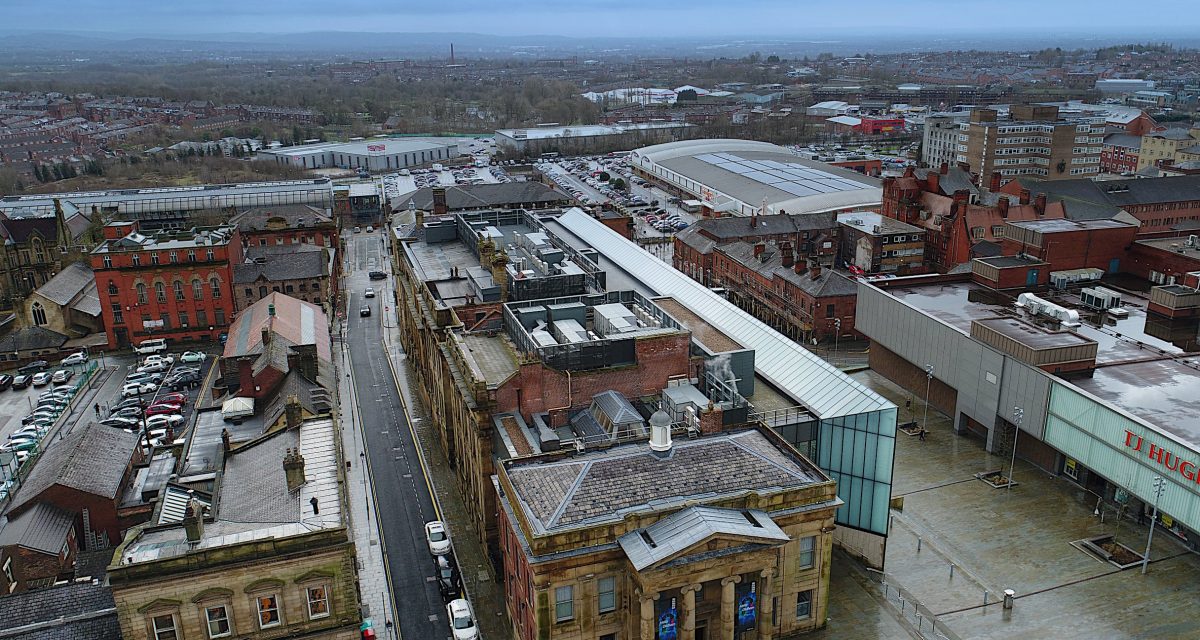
735, 578, 757, 632
655, 595, 678, 640
367, 144, 386, 152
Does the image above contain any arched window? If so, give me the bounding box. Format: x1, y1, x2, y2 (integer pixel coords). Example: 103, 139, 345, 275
209, 277, 221, 299
136, 282, 147, 305
173, 280, 185, 301
107, 280, 118, 296
192, 279, 204, 300
154, 282, 166, 303
31, 301, 47, 326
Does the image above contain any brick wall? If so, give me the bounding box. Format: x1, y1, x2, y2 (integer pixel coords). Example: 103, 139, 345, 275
868, 344, 958, 418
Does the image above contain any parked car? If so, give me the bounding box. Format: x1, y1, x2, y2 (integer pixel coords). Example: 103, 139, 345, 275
11, 374, 32, 389
368, 270, 387, 280
37, 398, 69, 412
145, 414, 186, 430
445, 599, 479, 640
111, 397, 143, 413
0, 374, 11, 390
158, 392, 188, 405
122, 381, 158, 397
425, 521, 451, 555
112, 406, 142, 419
360, 306, 371, 317
17, 360, 48, 374
179, 351, 207, 363
137, 360, 170, 374
145, 404, 182, 417
435, 555, 461, 600
102, 416, 140, 429
61, 351, 88, 366
31, 371, 53, 387
133, 338, 168, 355
353, 226, 361, 233
51, 369, 73, 384
125, 372, 164, 385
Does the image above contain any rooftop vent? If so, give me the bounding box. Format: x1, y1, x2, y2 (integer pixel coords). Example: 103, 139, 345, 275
648, 410, 673, 453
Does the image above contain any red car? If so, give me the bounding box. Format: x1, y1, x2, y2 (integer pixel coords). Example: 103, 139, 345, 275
158, 392, 188, 405
144, 403, 183, 417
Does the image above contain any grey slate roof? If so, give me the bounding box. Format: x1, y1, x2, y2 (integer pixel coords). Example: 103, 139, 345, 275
1104, 132, 1142, 150
717, 240, 859, 298
234, 249, 328, 284
692, 211, 836, 242
619, 506, 790, 571
1012, 175, 1200, 220
506, 429, 824, 534
0, 580, 120, 640
0, 502, 75, 554
395, 182, 570, 212
35, 262, 94, 306
231, 204, 332, 232
0, 326, 68, 352
217, 428, 301, 523
7, 422, 138, 515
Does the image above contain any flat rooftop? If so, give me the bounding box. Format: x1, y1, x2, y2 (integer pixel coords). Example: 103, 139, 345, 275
458, 333, 519, 387
1136, 237, 1200, 259
1006, 218, 1135, 233
653, 296, 744, 353
889, 281, 1185, 365
973, 317, 1096, 351
1074, 358, 1200, 447
496, 121, 690, 141
264, 139, 455, 157
837, 211, 923, 235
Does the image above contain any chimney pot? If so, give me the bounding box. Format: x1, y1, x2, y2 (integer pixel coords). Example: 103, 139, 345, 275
810, 262, 822, 280
998, 197, 1010, 218
261, 326, 270, 346
927, 171, 940, 193
284, 447, 306, 491
990, 171, 1002, 192
753, 242, 765, 257
1019, 189, 1031, 205
794, 259, 808, 275
939, 162, 949, 175
1035, 193, 1047, 216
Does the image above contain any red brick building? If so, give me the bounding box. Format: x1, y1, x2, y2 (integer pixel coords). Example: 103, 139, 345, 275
882, 166, 1067, 272
1126, 237, 1200, 284
709, 240, 860, 343
999, 174, 1200, 238
1101, 133, 1141, 174
90, 221, 241, 349
856, 117, 905, 136
830, 157, 883, 177
673, 212, 838, 286
1000, 218, 1138, 273
0, 503, 78, 593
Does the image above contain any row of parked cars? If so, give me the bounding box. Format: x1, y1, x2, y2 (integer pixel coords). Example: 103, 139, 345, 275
102, 352, 206, 446
2, 367, 88, 471
423, 520, 477, 639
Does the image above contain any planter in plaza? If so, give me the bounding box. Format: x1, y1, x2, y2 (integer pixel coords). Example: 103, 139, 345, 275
1080, 535, 1144, 569
975, 470, 1018, 488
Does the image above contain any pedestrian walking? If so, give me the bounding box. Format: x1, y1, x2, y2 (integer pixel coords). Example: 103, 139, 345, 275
918, 429, 927, 441
94, 402, 101, 416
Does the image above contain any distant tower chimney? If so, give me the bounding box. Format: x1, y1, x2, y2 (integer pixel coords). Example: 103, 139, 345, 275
648, 410, 673, 453
284, 447, 306, 491
450, 43, 455, 65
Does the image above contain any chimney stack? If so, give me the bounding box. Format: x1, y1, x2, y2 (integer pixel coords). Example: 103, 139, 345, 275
183, 492, 205, 544
939, 162, 949, 175
1035, 193, 1047, 216
284, 447, 306, 492
952, 189, 971, 207
221, 428, 231, 454
810, 261, 822, 280
1019, 189, 1031, 205
794, 258, 808, 276
753, 242, 765, 257
927, 171, 940, 194
780, 242, 795, 268
997, 197, 1010, 219
990, 171, 1002, 192
285, 394, 302, 430
903, 165, 915, 178
432, 187, 448, 216
751, 215, 758, 228
491, 253, 509, 301
261, 326, 271, 347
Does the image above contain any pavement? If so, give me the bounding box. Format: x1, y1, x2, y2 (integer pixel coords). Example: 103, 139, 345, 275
845, 368, 1200, 640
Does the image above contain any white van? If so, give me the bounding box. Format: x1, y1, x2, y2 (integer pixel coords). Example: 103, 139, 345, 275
134, 338, 168, 355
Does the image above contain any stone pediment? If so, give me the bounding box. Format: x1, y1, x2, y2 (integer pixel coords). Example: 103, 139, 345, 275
618, 506, 790, 572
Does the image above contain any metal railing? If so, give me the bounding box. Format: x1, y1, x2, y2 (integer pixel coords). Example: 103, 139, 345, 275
869, 572, 962, 640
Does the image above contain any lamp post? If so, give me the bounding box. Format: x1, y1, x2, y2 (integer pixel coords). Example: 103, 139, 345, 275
922, 364, 934, 434
1142, 476, 1166, 575
833, 318, 842, 360
1009, 407, 1024, 491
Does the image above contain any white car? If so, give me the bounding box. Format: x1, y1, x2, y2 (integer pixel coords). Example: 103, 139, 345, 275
137, 360, 170, 373
31, 371, 53, 387
364, 288, 376, 298
425, 521, 451, 556
145, 414, 186, 430
179, 351, 207, 363
143, 354, 175, 367
61, 351, 88, 366
446, 599, 479, 640
122, 381, 158, 397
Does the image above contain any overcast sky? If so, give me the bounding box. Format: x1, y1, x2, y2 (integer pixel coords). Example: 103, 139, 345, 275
5, 0, 1198, 38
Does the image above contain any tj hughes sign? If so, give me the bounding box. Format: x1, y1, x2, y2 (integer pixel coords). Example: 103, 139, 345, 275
1124, 430, 1200, 486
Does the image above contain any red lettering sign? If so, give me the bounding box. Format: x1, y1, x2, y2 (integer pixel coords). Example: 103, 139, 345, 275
1123, 429, 1200, 486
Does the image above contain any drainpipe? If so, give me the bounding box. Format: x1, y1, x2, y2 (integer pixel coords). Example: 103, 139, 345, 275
547, 369, 573, 425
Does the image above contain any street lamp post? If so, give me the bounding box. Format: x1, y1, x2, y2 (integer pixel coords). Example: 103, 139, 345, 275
833, 318, 842, 360
922, 364, 934, 434
1009, 407, 1024, 491
1142, 476, 1166, 575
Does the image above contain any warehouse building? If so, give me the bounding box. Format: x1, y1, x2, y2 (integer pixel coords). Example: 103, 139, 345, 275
630, 139, 883, 218
857, 279, 1200, 552
258, 139, 459, 172
494, 122, 693, 157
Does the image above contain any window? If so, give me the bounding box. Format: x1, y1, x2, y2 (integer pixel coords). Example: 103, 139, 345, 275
971, 226, 985, 240
151, 253, 160, 265
103, 255, 112, 269
276, 237, 284, 245
188, 249, 196, 262
169, 251, 178, 263
131, 253, 141, 267
992, 226, 1005, 238
244, 288, 253, 298
796, 590, 812, 620
307, 585, 330, 619
160, 313, 171, 330
210, 277, 221, 298
179, 312, 189, 328
256, 594, 281, 629
554, 585, 574, 622
193, 279, 204, 301
598, 576, 616, 614
112, 304, 124, 324
285, 285, 294, 293
259, 286, 268, 297
205, 605, 232, 638
299, 283, 307, 292
259, 239, 267, 246
798, 535, 816, 569
312, 282, 320, 292
214, 309, 225, 325
151, 614, 179, 640
174, 280, 185, 301
136, 283, 148, 305
196, 309, 208, 328
825, 304, 835, 319
108, 280, 119, 295
31, 302, 47, 326
206, 248, 215, 261
155, 282, 167, 303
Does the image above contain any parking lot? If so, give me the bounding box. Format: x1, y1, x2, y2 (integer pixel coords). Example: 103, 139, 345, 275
96, 350, 216, 446
380, 160, 512, 203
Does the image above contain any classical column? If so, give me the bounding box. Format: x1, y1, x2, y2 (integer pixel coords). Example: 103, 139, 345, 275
720, 576, 741, 640
680, 583, 702, 640
758, 568, 776, 640
639, 590, 659, 640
